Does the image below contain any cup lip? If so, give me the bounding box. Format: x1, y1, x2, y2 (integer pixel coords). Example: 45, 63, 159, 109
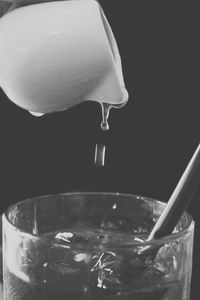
2, 192, 195, 247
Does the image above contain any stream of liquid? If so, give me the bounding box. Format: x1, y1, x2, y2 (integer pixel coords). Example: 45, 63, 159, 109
94, 102, 126, 166
100, 102, 126, 132
30, 101, 126, 167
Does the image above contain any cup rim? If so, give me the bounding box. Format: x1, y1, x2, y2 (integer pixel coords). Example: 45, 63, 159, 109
2, 192, 195, 247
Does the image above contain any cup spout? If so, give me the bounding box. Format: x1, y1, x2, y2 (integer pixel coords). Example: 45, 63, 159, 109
86, 6, 128, 106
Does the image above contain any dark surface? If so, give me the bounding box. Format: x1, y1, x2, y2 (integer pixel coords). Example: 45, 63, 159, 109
0, 1, 199, 299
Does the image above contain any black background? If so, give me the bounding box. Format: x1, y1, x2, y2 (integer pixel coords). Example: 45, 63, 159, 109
0, 1, 199, 298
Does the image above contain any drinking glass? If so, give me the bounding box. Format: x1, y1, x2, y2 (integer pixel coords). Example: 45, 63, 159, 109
2, 192, 194, 299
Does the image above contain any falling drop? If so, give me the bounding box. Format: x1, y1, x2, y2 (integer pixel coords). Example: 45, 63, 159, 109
100, 102, 111, 131
100, 101, 127, 131
94, 144, 106, 167
96, 101, 127, 166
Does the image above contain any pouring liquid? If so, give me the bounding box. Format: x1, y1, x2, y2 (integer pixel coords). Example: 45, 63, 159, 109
29, 101, 126, 167
0, 1, 128, 168
100, 102, 126, 131
94, 101, 127, 166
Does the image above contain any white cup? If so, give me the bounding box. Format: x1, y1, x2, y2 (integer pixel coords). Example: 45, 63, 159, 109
0, 0, 128, 114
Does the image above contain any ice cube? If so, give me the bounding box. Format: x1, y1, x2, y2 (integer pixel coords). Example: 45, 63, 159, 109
90, 251, 124, 295
54, 230, 94, 248
55, 232, 74, 243
155, 243, 178, 277
130, 244, 178, 291
74, 253, 91, 263
116, 251, 149, 288
45, 251, 91, 295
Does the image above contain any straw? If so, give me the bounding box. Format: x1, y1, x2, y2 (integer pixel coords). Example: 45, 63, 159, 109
147, 143, 200, 241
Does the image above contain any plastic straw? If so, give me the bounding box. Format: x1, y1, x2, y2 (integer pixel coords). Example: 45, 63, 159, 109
148, 143, 200, 241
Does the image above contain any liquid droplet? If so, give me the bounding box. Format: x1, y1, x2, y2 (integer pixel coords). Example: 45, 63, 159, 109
101, 103, 111, 131
100, 101, 127, 131
94, 144, 106, 167
101, 120, 109, 131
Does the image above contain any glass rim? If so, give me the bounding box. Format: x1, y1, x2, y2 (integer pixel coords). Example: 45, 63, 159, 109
2, 191, 194, 247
